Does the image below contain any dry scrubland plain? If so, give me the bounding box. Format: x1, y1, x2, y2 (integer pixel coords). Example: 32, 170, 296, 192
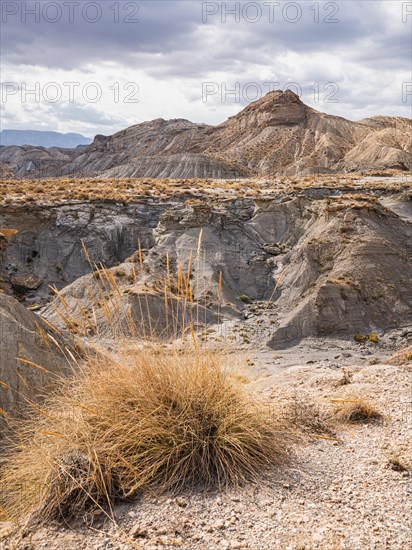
0, 174, 411, 550
0, 172, 409, 205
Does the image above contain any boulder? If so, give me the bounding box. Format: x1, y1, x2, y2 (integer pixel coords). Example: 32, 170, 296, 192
11, 274, 43, 293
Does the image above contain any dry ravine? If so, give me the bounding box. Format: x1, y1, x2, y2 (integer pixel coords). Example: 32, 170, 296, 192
0, 174, 411, 550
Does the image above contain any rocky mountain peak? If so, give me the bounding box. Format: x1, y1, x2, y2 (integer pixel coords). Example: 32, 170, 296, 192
224, 89, 307, 129
254, 88, 301, 106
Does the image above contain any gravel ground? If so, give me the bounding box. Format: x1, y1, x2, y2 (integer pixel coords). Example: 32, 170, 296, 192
1, 336, 411, 550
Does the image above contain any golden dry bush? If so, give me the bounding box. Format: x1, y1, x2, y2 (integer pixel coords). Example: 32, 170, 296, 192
384, 445, 410, 472
0, 345, 294, 525
386, 345, 412, 366
0, 242, 295, 527
281, 395, 334, 437
331, 392, 383, 424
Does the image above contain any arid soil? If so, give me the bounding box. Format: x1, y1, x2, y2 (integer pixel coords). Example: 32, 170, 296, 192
1, 334, 411, 550
0, 174, 411, 549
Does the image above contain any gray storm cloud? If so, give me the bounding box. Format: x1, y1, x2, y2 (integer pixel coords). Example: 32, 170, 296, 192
1, 0, 411, 132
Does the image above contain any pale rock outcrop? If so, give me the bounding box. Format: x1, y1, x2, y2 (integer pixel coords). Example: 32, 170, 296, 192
0, 294, 67, 429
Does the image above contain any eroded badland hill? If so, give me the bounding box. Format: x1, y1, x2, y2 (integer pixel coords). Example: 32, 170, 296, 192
0, 159, 411, 548
1, 91, 411, 180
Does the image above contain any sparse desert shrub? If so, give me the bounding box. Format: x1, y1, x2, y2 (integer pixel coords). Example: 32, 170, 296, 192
332, 392, 382, 424
384, 445, 410, 472
336, 369, 353, 386
232, 373, 252, 384
282, 396, 334, 436
387, 345, 412, 366
354, 332, 379, 344
318, 263, 333, 273
0, 346, 294, 525
289, 533, 345, 550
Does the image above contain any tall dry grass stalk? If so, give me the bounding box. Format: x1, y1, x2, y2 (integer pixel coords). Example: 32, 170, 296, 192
44, 238, 213, 343
0, 240, 296, 527
331, 391, 383, 424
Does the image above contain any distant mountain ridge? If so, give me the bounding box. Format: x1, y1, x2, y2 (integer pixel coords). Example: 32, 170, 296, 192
0, 130, 92, 148
1, 91, 411, 178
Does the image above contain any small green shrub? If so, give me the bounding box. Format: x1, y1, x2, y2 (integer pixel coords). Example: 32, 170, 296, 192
239, 295, 251, 303
368, 332, 379, 344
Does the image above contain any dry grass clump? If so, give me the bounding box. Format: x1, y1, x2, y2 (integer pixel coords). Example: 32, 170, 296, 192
336, 369, 353, 387
282, 395, 334, 438
384, 445, 410, 472
0, 228, 18, 238
288, 534, 345, 550
386, 345, 412, 366
0, 345, 293, 525
331, 392, 383, 424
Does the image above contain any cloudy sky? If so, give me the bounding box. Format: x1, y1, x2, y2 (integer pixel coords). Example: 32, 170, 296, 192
1, 0, 411, 137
